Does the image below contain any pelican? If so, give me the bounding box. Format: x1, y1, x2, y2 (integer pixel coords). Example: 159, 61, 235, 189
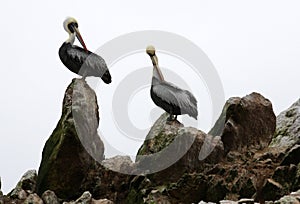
59, 17, 111, 83
146, 45, 198, 121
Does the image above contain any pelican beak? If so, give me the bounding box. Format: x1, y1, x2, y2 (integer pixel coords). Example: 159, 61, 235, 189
74, 27, 88, 51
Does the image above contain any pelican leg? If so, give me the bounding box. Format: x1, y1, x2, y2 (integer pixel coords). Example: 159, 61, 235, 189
167, 114, 173, 121
81, 73, 87, 81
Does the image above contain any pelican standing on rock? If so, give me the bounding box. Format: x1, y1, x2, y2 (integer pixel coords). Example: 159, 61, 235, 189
146, 45, 198, 121
59, 17, 111, 83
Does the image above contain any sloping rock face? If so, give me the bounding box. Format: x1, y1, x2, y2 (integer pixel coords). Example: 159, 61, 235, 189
135, 113, 224, 182
259, 98, 300, 201
36, 79, 104, 200
271, 99, 300, 149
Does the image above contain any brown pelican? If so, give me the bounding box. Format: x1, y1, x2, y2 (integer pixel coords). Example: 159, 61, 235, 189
59, 17, 111, 83
146, 45, 198, 121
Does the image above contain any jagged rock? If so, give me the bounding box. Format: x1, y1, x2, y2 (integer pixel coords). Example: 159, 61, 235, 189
92, 198, 114, 204
24, 193, 43, 204
237, 198, 254, 204
271, 99, 300, 149
274, 195, 300, 204
42, 190, 60, 204
101, 155, 134, 173
9, 170, 37, 198
261, 179, 285, 201
136, 113, 224, 182
80, 162, 131, 203
36, 79, 104, 199
210, 92, 276, 153
74, 191, 92, 204
281, 145, 300, 166
9, 188, 27, 200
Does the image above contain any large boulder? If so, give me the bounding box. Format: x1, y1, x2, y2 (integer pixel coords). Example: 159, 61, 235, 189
36, 79, 104, 199
135, 113, 224, 183
210, 92, 276, 153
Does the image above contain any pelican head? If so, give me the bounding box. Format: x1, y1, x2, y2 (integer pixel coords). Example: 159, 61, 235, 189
146, 45, 156, 57
63, 17, 87, 50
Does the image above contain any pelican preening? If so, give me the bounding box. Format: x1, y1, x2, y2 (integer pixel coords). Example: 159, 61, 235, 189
59, 17, 111, 83
146, 45, 198, 121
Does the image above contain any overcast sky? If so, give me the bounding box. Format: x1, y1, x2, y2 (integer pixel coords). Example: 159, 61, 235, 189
1, 0, 299, 194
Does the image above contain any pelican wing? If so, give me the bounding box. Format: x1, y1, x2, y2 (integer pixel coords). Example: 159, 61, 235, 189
152, 81, 198, 117
67, 45, 111, 83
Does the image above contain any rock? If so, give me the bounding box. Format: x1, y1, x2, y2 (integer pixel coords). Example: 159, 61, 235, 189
24, 193, 43, 204
101, 155, 134, 173
74, 191, 92, 204
92, 198, 114, 204
210, 92, 276, 153
271, 99, 300, 149
9, 188, 27, 200
290, 189, 300, 200
42, 190, 60, 204
261, 179, 285, 201
281, 145, 300, 166
80, 161, 131, 203
237, 198, 254, 204
9, 170, 37, 198
36, 79, 105, 199
274, 195, 300, 204
136, 113, 224, 182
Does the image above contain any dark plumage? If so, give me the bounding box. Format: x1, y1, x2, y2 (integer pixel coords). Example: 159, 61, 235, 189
59, 42, 111, 83
146, 45, 198, 121
59, 17, 111, 83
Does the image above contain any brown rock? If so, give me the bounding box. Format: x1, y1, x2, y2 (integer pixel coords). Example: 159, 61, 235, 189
36, 79, 105, 199
210, 92, 276, 153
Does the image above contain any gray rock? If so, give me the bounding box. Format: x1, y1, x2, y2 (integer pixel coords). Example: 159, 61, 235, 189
36, 79, 105, 199
271, 99, 300, 149
24, 193, 43, 204
101, 155, 133, 173
274, 195, 300, 204
75, 191, 92, 204
64, 191, 92, 204
9, 170, 37, 198
42, 190, 59, 204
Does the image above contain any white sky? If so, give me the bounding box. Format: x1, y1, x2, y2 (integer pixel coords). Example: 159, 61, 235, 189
1, 0, 299, 194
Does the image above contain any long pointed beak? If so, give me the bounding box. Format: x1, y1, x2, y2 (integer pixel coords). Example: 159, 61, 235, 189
74, 27, 88, 51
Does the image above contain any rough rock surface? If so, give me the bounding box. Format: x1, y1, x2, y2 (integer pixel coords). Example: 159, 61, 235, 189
8, 170, 37, 198
36, 79, 105, 199
271, 99, 300, 149
1, 84, 300, 204
42, 190, 60, 204
210, 92, 276, 153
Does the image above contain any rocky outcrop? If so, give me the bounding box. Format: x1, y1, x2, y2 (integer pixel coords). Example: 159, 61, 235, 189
1, 83, 300, 204
210, 92, 276, 153
36, 79, 105, 199
135, 113, 224, 182
125, 93, 279, 203
8, 170, 37, 199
